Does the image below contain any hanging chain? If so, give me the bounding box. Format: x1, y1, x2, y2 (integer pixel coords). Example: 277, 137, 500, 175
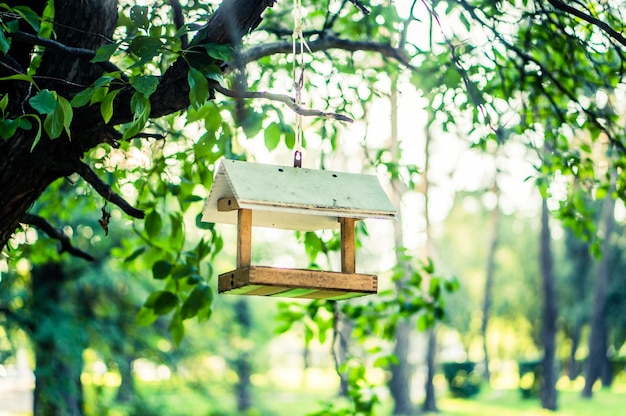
292, 0, 307, 167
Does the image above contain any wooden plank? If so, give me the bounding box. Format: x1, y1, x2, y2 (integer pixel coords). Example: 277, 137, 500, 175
217, 197, 239, 211
218, 266, 377, 298
340, 217, 356, 273
237, 209, 252, 268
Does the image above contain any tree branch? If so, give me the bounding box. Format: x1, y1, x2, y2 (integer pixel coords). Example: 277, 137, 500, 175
212, 84, 354, 123
169, 0, 189, 49
547, 0, 626, 48
74, 161, 145, 219
240, 35, 416, 70
8, 31, 124, 75
21, 214, 95, 261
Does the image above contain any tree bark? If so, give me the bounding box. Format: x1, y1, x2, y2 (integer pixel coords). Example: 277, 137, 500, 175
31, 263, 85, 416
0, 0, 275, 249
568, 323, 582, 380
387, 73, 415, 415
540, 198, 558, 410
389, 321, 414, 415
421, 113, 437, 413
422, 328, 438, 413
234, 299, 253, 412
481, 187, 500, 383
582, 179, 616, 398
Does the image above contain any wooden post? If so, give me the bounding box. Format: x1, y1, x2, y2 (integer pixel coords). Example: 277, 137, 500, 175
340, 217, 356, 273
237, 209, 252, 268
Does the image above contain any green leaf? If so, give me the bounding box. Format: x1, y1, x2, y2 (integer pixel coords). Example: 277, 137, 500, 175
0, 30, 10, 55
13, 5, 41, 32
124, 246, 146, 262
0, 94, 8, 112
100, 89, 119, 123
91, 43, 119, 63
187, 67, 208, 110
130, 75, 159, 97
130, 91, 150, 118
90, 86, 109, 105
180, 284, 212, 320
28, 115, 42, 151
152, 260, 172, 280
240, 110, 263, 138
43, 105, 64, 139
29, 89, 57, 114
130, 5, 150, 30
264, 122, 281, 151
71, 87, 95, 108
168, 310, 185, 347
136, 306, 158, 326
0, 73, 35, 84
145, 210, 162, 239
57, 96, 73, 138
417, 313, 432, 331
129, 35, 162, 59
0, 119, 20, 139
122, 92, 151, 139
283, 125, 295, 149
202, 43, 234, 62
153, 291, 178, 315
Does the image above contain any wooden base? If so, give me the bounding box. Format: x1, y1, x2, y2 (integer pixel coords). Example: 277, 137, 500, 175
218, 266, 378, 300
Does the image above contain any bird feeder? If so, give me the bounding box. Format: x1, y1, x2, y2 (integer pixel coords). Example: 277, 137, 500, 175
201, 159, 397, 300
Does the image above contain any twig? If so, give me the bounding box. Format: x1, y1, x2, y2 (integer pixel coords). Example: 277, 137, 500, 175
212, 84, 354, 123
21, 213, 95, 261
547, 0, 626, 48
74, 161, 146, 219
348, 0, 370, 15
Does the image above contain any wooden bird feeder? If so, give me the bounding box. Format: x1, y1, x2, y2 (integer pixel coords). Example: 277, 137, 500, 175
201, 159, 397, 300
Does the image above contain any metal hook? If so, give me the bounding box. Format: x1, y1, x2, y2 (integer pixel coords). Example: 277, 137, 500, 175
293, 150, 302, 168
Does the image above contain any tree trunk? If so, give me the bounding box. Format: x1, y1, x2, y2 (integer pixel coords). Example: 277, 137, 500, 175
0, 0, 275, 249
582, 181, 616, 398
422, 328, 438, 413
389, 321, 414, 415
481, 188, 500, 383
387, 73, 415, 415
568, 323, 582, 381
421, 113, 437, 412
31, 263, 85, 416
115, 354, 135, 403
540, 198, 558, 410
234, 299, 253, 412
334, 311, 353, 397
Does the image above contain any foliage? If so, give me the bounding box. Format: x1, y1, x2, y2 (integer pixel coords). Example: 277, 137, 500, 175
442, 361, 482, 398
275, 239, 458, 414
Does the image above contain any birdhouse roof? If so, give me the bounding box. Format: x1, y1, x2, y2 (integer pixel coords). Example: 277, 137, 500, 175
201, 159, 397, 231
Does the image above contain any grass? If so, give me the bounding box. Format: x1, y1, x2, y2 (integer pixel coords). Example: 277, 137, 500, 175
84, 376, 626, 416
436, 386, 625, 416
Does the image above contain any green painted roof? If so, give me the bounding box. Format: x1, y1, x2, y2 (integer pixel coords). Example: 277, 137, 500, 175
202, 159, 397, 231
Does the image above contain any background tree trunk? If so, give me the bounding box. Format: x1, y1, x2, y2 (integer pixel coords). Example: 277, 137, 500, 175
31, 263, 85, 416
389, 322, 414, 414
234, 299, 253, 412
540, 198, 558, 410
582, 177, 616, 398
422, 328, 438, 413
388, 73, 415, 415
481, 185, 500, 384
421, 112, 437, 413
